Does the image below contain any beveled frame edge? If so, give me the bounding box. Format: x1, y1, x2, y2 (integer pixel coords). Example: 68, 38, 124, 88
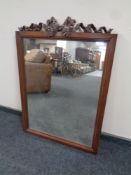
16, 31, 117, 154
16, 32, 29, 130
92, 34, 117, 153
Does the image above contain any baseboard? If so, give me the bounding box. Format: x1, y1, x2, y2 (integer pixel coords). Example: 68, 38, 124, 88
0, 105, 22, 116
0, 105, 130, 144
101, 132, 131, 144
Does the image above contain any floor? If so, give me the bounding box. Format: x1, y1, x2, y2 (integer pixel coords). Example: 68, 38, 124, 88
28, 75, 101, 146
0, 110, 131, 175
87, 70, 103, 77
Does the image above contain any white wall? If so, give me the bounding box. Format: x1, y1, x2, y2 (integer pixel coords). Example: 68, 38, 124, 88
0, 0, 131, 139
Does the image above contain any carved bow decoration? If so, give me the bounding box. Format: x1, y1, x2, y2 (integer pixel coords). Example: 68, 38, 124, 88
18, 16, 113, 37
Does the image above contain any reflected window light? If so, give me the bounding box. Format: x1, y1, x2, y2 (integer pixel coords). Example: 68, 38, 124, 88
57, 40, 66, 49
96, 42, 106, 46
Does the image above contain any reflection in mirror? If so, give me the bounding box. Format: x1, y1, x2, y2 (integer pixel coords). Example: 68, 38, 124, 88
24, 38, 107, 146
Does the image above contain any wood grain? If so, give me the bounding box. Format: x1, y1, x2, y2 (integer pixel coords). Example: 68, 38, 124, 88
16, 31, 117, 153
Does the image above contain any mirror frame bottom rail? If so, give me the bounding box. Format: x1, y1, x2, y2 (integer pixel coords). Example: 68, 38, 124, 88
16, 31, 117, 154
26, 128, 95, 153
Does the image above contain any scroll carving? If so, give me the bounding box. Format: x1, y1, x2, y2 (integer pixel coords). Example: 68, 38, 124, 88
18, 16, 113, 37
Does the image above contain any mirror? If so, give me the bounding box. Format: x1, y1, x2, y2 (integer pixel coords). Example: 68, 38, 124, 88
24, 38, 107, 146
16, 31, 117, 153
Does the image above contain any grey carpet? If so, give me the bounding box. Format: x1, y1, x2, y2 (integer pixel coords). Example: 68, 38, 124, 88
0, 110, 131, 175
28, 75, 101, 146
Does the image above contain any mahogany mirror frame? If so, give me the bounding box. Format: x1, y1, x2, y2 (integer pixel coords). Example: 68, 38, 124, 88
16, 31, 117, 154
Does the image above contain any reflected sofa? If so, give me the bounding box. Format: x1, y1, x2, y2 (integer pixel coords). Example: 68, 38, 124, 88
25, 49, 53, 93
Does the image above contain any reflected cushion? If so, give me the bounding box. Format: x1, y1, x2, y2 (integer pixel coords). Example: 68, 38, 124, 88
25, 49, 45, 63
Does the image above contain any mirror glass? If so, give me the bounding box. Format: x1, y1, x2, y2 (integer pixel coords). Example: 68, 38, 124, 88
23, 38, 107, 146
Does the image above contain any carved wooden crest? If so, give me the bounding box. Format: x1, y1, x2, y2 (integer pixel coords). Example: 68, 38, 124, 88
18, 17, 113, 37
